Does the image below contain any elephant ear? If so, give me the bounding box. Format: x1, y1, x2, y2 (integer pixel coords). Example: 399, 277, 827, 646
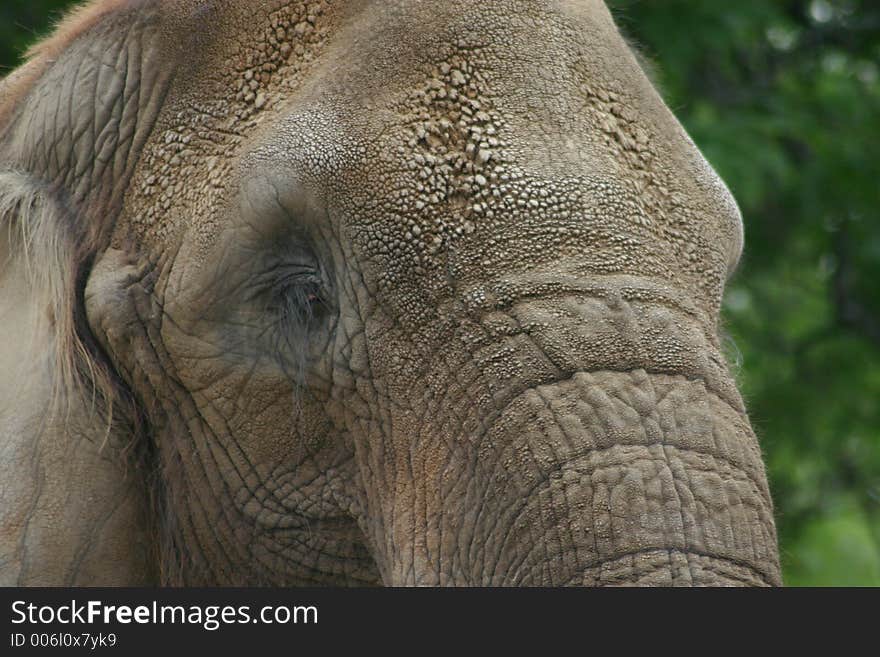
0, 171, 154, 585
0, 2, 173, 585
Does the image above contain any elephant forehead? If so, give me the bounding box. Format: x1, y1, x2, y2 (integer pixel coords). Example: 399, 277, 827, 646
117, 0, 337, 248
116, 0, 739, 311
118, 0, 638, 245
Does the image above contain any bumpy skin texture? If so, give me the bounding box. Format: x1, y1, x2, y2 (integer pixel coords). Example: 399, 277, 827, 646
0, 0, 781, 585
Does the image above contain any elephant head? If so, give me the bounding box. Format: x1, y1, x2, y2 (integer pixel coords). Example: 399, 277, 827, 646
0, 0, 781, 586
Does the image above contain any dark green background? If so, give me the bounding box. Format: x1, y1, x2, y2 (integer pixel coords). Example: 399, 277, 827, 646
2, 0, 878, 586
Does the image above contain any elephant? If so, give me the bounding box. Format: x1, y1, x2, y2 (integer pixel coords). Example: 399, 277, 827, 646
0, 0, 781, 586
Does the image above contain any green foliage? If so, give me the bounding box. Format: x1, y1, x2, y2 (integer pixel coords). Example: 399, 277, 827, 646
0, 0, 76, 73
3, 0, 878, 585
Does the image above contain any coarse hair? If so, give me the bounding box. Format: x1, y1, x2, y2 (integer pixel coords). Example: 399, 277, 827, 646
0, 0, 145, 436
0, 169, 135, 446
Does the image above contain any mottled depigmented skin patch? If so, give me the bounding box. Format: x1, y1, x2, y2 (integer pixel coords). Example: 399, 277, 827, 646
1, 0, 779, 586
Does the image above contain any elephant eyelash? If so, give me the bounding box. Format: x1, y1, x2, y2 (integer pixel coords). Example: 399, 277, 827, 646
267, 272, 328, 325
282, 278, 326, 320
264, 271, 330, 386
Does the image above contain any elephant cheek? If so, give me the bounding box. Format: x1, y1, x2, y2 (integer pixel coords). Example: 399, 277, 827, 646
84, 248, 170, 422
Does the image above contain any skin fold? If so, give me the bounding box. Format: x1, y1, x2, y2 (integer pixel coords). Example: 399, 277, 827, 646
0, 0, 781, 586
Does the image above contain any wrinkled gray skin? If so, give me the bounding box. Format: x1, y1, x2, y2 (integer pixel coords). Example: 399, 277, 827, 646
0, 0, 781, 585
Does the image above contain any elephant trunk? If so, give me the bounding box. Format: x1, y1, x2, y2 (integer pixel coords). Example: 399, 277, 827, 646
457, 369, 777, 585
368, 282, 782, 586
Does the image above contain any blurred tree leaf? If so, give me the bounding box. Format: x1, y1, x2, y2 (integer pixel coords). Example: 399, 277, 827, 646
0, 0, 76, 73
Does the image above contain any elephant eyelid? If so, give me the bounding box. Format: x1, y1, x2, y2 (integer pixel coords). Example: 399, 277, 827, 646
241, 260, 315, 301
273, 266, 321, 289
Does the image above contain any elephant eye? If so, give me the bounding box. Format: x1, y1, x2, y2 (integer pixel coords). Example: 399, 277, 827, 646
270, 270, 327, 323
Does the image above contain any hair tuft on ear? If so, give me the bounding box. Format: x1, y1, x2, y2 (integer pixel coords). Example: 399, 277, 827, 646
0, 169, 128, 439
